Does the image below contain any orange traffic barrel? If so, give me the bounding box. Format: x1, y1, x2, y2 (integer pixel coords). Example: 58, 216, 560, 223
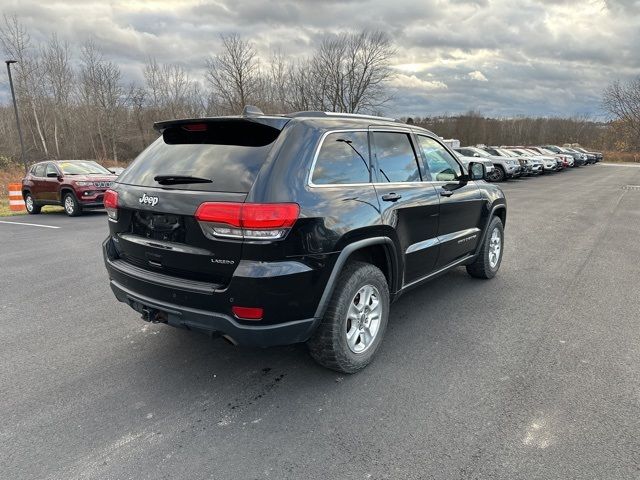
8, 183, 25, 211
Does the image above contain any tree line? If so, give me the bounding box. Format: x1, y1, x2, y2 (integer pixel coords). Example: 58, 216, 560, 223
0, 14, 637, 169
0, 15, 395, 166
407, 113, 617, 151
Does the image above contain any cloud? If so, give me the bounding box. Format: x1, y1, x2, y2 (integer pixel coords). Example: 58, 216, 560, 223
389, 74, 448, 91
468, 71, 488, 82
0, 0, 638, 118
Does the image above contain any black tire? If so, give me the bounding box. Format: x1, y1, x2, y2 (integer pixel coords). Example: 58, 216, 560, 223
24, 193, 41, 214
466, 216, 504, 279
62, 192, 82, 217
307, 261, 390, 373
488, 165, 505, 182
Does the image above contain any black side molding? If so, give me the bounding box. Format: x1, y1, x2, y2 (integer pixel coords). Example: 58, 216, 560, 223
474, 203, 506, 257
313, 237, 396, 319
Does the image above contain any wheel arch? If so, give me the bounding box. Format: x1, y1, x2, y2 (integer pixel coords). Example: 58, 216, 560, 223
474, 203, 507, 256
60, 187, 76, 202
313, 237, 399, 319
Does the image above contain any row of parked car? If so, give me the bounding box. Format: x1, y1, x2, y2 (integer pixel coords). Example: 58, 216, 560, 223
452, 145, 603, 182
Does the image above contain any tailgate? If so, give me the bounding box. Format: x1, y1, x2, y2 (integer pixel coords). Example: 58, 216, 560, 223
111, 187, 246, 285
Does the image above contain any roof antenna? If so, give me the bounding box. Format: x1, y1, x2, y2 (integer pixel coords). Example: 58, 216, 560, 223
242, 105, 264, 117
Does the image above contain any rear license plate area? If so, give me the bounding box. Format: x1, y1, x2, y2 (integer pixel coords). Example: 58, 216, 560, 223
131, 211, 186, 242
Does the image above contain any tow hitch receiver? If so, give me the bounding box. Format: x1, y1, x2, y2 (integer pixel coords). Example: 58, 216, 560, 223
139, 305, 168, 323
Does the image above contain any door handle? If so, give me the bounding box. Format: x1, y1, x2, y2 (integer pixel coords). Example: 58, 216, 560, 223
440, 190, 454, 197
381, 192, 402, 202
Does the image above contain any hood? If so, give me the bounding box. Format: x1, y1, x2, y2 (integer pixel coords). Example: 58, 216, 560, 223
457, 155, 492, 166
485, 154, 516, 163
66, 174, 117, 182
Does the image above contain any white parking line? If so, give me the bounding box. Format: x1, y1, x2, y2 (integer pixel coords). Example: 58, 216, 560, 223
0, 220, 61, 229
600, 162, 640, 168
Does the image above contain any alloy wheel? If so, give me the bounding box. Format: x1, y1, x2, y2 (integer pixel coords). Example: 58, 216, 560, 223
64, 195, 75, 215
345, 284, 382, 354
489, 227, 502, 269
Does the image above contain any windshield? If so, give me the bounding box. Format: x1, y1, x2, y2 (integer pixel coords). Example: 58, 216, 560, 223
494, 148, 513, 157
537, 148, 554, 155
469, 147, 490, 157
58, 161, 112, 175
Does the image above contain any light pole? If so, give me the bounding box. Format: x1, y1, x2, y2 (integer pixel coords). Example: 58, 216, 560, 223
5, 59, 27, 172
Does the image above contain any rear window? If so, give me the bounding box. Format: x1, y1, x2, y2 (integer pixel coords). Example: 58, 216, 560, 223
117, 120, 282, 193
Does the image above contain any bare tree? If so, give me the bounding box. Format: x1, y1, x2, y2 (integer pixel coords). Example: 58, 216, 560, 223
0, 14, 50, 157
42, 34, 74, 157
285, 59, 314, 111
205, 34, 261, 114
127, 84, 148, 150
309, 31, 396, 113
144, 58, 197, 118
79, 41, 124, 163
603, 78, 640, 150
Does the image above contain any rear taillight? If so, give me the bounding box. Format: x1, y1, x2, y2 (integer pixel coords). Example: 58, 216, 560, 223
195, 202, 299, 240
104, 189, 118, 220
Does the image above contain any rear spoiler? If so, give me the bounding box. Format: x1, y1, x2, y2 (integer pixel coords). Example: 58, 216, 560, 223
153, 116, 291, 133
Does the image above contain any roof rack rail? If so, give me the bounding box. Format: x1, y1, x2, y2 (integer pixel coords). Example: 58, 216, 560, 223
287, 111, 401, 123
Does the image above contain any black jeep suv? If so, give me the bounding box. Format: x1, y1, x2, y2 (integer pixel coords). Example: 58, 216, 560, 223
103, 108, 506, 373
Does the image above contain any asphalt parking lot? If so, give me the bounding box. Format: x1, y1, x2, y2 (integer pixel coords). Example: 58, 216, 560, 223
2, 164, 639, 480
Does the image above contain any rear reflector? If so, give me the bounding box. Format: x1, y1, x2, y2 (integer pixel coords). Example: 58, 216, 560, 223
104, 189, 118, 220
232, 306, 263, 320
195, 202, 299, 240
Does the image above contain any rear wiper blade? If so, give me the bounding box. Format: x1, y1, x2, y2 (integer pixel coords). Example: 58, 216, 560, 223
154, 174, 213, 185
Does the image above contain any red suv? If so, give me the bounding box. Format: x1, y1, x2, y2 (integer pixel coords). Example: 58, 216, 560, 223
22, 160, 118, 216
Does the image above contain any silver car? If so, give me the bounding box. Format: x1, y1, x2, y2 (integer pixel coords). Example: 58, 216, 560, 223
455, 147, 520, 182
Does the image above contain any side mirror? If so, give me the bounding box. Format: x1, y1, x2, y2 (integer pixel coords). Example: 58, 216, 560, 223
468, 162, 486, 181
46, 172, 58, 178
473, 153, 480, 157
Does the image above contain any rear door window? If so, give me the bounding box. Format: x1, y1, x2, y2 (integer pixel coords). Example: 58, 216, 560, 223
117, 120, 283, 193
371, 131, 421, 183
311, 131, 370, 185
34, 164, 46, 177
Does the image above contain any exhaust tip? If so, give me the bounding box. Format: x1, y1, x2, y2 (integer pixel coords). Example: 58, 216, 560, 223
221, 334, 238, 346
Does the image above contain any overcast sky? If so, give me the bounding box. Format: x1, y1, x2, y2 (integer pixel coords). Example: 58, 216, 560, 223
1, 0, 639, 118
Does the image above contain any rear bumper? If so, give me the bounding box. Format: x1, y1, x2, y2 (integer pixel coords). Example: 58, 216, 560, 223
109, 279, 318, 347
102, 237, 327, 347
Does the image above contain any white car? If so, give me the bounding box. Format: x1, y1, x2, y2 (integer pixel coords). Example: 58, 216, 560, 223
455, 154, 494, 176
508, 148, 560, 172
455, 147, 520, 182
